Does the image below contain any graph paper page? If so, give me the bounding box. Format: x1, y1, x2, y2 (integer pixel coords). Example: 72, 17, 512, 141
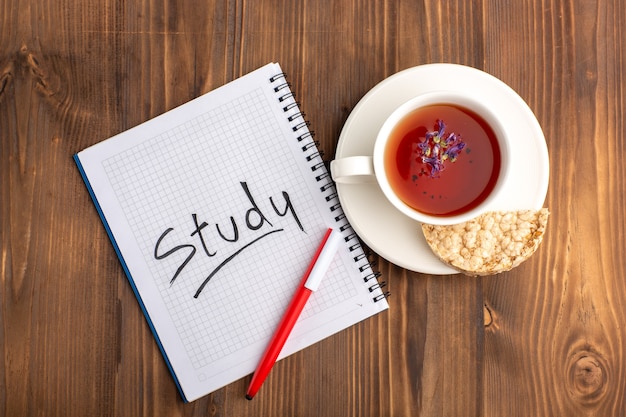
74, 63, 388, 402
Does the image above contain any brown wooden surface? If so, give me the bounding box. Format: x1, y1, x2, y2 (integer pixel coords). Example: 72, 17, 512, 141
2, 1, 625, 416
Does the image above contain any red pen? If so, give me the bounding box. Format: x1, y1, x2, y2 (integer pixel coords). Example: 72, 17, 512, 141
245, 228, 342, 400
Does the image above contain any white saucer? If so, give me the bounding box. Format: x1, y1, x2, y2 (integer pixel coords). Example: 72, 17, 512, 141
333, 63, 549, 274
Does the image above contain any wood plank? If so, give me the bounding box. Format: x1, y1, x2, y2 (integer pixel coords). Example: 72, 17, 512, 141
482, 1, 626, 416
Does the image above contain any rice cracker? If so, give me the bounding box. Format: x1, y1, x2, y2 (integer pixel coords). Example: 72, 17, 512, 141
421, 209, 550, 276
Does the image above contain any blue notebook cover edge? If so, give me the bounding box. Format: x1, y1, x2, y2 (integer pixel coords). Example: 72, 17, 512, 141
73, 153, 189, 403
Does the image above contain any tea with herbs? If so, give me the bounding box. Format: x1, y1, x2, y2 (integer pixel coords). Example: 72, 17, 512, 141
384, 104, 501, 216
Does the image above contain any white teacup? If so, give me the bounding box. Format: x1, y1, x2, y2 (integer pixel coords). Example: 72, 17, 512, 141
330, 91, 513, 225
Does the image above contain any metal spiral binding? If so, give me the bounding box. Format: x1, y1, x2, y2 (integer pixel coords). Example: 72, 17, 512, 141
270, 71, 389, 303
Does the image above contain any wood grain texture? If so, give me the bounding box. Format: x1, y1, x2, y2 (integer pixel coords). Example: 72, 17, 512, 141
482, 2, 626, 416
1, 0, 625, 416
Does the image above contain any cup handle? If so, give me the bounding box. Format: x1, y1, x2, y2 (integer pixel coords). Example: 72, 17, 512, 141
330, 156, 376, 184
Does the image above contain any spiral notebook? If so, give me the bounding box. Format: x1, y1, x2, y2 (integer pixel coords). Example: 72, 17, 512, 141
74, 62, 389, 402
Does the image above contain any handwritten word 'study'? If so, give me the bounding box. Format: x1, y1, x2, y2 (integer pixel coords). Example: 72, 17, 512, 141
153, 181, 305, 298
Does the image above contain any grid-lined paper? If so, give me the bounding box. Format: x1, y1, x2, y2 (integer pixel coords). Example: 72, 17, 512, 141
75, 63, 388, 401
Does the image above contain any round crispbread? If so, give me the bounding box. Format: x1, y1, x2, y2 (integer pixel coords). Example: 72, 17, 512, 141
421, 209, 550, 276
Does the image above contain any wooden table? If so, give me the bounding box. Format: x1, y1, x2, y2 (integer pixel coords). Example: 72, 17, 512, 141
2, 1, 625, 416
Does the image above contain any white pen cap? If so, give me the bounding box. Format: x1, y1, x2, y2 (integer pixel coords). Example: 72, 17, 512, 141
304, 229, 343, 291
